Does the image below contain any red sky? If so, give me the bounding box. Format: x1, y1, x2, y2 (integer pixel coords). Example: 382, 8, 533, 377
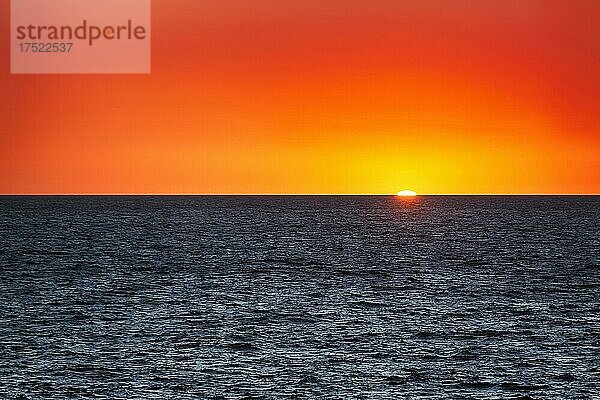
1, 0, 599, 194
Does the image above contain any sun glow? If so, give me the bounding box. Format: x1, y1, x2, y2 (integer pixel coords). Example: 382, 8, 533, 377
397, 190, 418, 197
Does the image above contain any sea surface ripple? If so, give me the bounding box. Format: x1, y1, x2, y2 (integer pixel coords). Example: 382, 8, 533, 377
0, 196, 599, 399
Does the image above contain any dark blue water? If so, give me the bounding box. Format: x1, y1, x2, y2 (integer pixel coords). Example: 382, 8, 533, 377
0, 196, 599, 399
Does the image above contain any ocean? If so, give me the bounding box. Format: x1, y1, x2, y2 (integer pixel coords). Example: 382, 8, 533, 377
0, 196, 598, 399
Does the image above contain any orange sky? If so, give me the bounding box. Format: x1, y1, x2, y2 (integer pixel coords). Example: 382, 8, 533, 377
1, 0, 599, 194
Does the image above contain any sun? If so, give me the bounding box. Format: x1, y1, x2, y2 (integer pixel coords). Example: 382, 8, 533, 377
397, 190, 418, 197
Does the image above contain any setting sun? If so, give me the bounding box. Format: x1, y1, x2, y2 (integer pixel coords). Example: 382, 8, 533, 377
397, 190, 418, 197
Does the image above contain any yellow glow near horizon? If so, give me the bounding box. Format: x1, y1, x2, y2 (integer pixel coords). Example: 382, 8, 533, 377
397, 190, 418, 197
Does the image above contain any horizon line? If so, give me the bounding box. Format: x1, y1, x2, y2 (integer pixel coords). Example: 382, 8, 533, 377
0, 193, 599, 197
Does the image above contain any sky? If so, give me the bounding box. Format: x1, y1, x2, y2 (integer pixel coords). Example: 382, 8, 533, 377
1, 0, 599, 194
